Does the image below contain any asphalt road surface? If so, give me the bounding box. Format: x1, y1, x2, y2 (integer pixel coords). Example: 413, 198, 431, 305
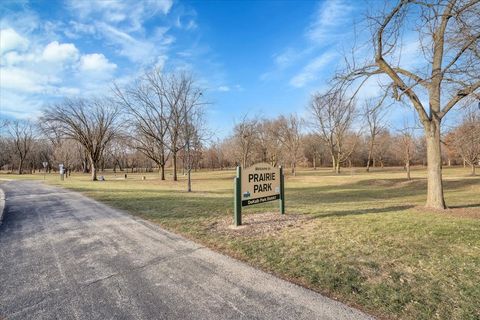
0, 180, 374, 320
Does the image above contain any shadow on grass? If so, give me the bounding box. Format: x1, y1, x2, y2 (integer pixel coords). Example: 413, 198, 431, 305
287, 177, 480, 205
448, 203, 480, 209
311, 205, 415, 219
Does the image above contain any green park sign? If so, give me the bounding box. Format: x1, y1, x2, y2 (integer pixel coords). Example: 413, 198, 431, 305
233, 163, 285, 226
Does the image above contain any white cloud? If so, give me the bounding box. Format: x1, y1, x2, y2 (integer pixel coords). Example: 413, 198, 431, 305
66, 0, 173, 32
174, 8, 198, 31
290, 52, 336, 87
218, 86, 230, 92
0, 67, 51, 93
42, 41, 79, 63
2, 51, 36, 66
64, 21, 97, 38
0, 0, 191, 121
96, 22, 171, 63
306, 0, 353, 43
61, 0, 176, 65
274, 48, 298, 68
79, 53, 117, 72
0, 28, 29, 54
0, 91, 44, 120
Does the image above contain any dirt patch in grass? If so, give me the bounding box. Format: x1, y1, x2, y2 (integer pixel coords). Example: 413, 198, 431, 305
213, 212, 311, 237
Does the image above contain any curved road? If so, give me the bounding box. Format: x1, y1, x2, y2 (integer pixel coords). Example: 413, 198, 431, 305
0, 180, 373, 320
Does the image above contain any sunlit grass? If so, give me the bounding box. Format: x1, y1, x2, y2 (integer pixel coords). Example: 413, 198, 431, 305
2, 166, 479, 320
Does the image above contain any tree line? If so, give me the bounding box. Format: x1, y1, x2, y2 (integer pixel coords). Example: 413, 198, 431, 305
1, 96, 478, 181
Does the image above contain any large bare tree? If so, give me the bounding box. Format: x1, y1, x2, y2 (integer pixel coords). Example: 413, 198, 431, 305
114, 68, 171, 180
41, 97, 121, 181
340, 0, 480, 208
159, 72, 205, 182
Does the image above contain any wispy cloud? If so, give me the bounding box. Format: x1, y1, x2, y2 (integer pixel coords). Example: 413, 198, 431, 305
306, 0, 353, 43
218, 86, 230, 92
66, 0, 173, 32
63, 0, 176, 65
290, 51, 336, 88
261, 0, 354, 88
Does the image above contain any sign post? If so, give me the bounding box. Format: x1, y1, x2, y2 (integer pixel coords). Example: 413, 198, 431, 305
59, 164, 64, 181
42, 162, 48, 180
279, 166, 285, 214
233, 162, 285, 226
234, 166, 242, 226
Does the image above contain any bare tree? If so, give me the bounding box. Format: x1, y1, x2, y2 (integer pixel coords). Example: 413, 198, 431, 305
302, 133, 326, 169
395, 124, 417, 180
181, 82, 206, 191
452, 106, 480, 175
363, 92, 389, 172
233, 116, 259, 168
7, 120, 35, 174
340, 0, 480, 208
309, 89, 357, 174
114, 68, 171, 180
261, 119, 283, 167
41, 97, 121, 181
157, 72, 205, 182
374, 129, 394, 168
277, 114, 302, 176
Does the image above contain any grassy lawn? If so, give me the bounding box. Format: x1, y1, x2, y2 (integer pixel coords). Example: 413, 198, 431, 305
2, 167, 479, 320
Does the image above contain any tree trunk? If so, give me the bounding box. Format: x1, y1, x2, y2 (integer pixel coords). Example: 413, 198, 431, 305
173, 152, 178, 181
88, 153, 98, 181
313, 155, 316, 170
187, 169, 192, 192
471, 163, 476, 176
160, 164, 165, 180
91, 162, 98, 181
366, 140, 374, 172
18, 158, 24, 174
425, 121, 446, 209
335, 160, 341, 174
331, 155, 336, 172
406, 161, 411, 180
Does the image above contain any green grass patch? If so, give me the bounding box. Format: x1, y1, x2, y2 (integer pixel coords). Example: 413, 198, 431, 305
3, 167, 480, 320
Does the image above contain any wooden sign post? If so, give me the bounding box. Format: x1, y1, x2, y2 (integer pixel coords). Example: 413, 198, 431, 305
233, 163, 285, 226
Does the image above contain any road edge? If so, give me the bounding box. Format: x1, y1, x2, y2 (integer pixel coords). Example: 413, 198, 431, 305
0, 188, 5, 226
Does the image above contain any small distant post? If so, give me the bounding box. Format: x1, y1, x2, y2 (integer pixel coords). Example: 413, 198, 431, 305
59, 164, 64, 181
42, 161, 48, 180
234, 166, 242, 226
279, 166, 285, 214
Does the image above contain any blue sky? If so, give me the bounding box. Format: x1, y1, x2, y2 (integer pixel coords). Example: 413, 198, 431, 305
0, 0, 463, 138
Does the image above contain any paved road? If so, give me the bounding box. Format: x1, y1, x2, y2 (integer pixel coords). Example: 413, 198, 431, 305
0, 181, 374, 320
